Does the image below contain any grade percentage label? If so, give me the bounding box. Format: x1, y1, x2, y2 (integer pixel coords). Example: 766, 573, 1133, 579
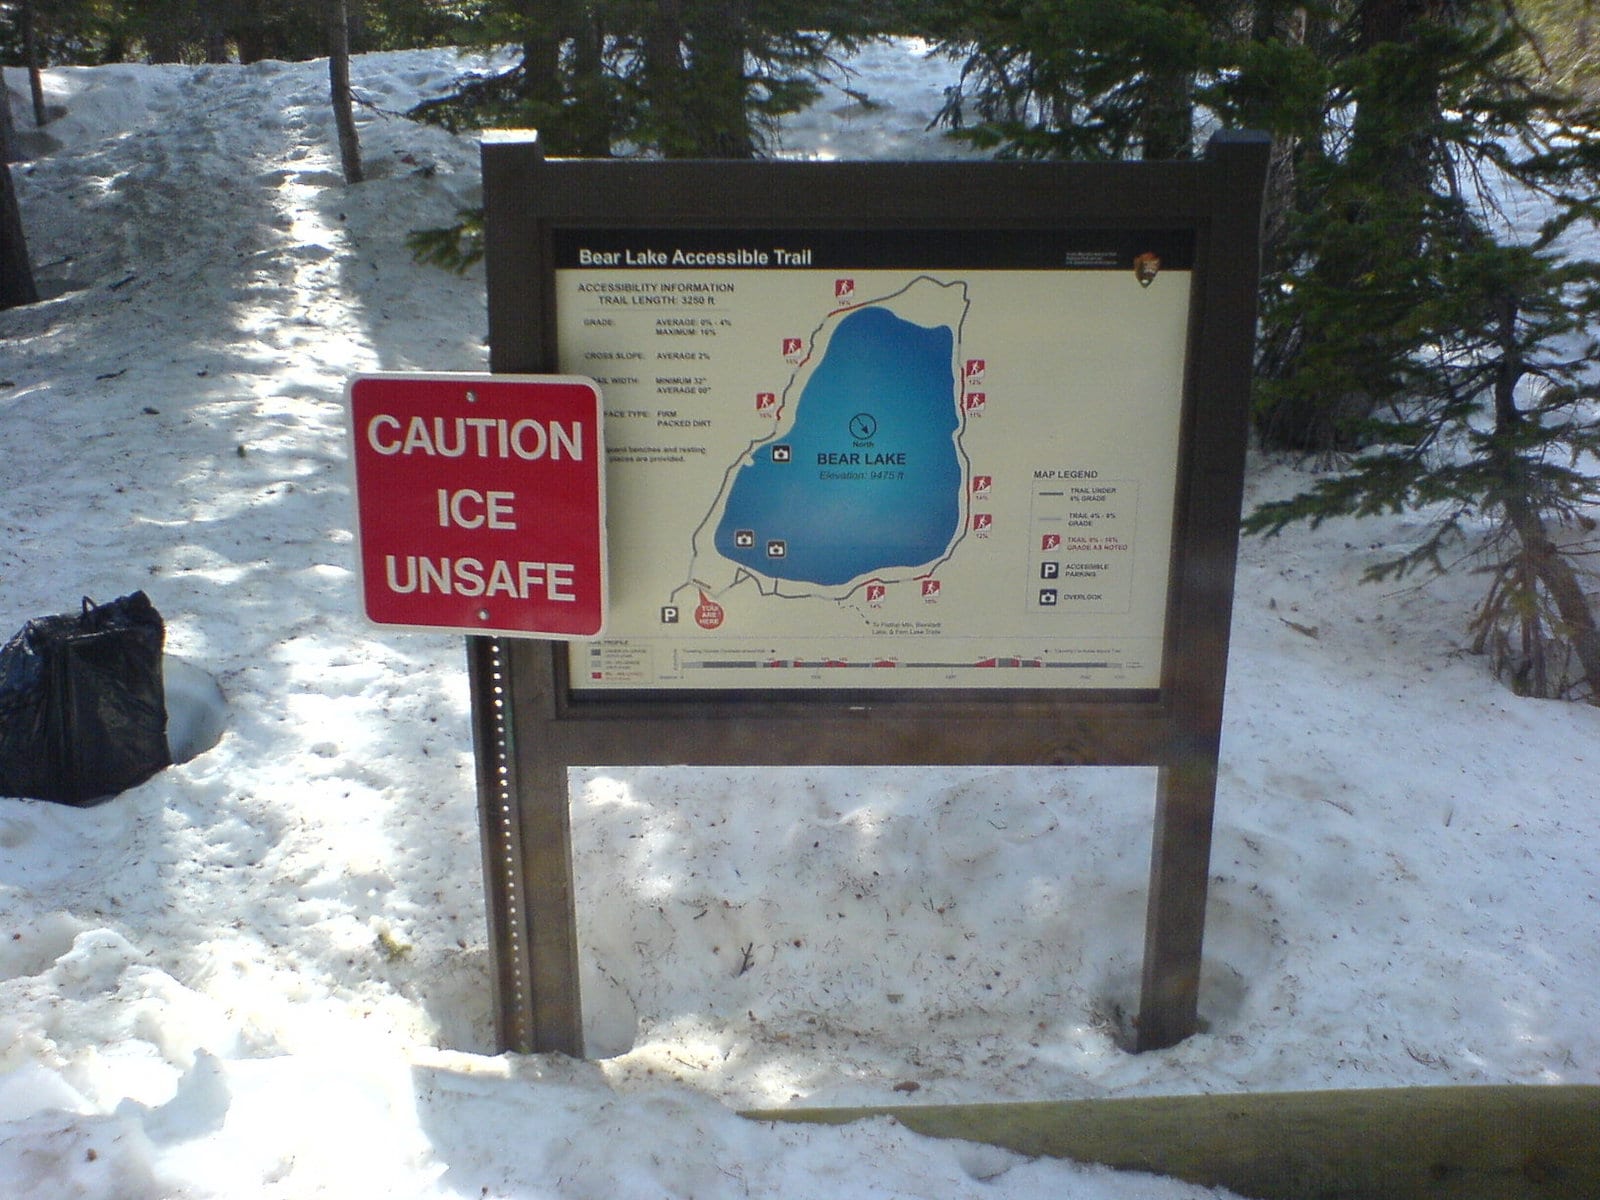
556, 229, 1192, 690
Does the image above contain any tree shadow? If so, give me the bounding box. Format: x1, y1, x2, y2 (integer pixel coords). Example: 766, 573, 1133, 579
0, 56, 503, 1063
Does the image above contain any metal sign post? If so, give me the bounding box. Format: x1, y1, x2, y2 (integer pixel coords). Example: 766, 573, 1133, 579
472, 131, 1269, 1058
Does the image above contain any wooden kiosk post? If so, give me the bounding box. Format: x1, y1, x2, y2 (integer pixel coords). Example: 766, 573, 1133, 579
472, 131, 1269, 1058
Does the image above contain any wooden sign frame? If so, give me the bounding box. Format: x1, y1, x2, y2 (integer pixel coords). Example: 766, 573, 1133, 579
472, 131, 1269, 1058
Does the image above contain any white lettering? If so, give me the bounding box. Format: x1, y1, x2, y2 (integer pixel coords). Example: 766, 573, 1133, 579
546, 562, 575, 601
436, 489, 518, 530
486, 491, 515, 529
363, 416, 585, 461
452, 557, 484, 596
511, 419, 547, 460
385, 554, 416, 591
420, 556, 451, 593
368, 414, 402, 455
464, 417, 496, 457
552, 422, 582, 461
484, 559, 518, 597
402, 417, 434, 455
382, 555, 578, 601
432, 418, 466, 457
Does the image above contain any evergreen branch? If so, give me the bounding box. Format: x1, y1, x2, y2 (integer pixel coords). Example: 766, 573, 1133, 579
405, 209, 484, 274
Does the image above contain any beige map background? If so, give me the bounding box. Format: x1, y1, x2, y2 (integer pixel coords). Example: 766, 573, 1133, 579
556, 263, 1192, 690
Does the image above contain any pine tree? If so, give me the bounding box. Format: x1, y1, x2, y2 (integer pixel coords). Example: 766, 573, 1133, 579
407, 0, 881, 158
917, 0, 1264, 161
406, 1, 891, 269
1242, 5, 1600, 702
402, 1, 617, 155
361, 0, 480, 51
917, 0, 1600, 702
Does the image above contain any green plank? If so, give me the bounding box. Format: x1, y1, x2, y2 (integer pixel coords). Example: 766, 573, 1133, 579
743, 1086, 1600, 1200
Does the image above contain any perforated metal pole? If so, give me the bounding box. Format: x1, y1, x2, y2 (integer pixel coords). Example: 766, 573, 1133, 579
467, 634, 584, 1056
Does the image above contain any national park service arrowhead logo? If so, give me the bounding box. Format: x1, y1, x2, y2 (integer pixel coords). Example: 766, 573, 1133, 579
1134, 252, 1161, 288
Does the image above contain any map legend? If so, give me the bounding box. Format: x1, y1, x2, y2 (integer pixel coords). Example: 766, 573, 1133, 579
1027, 478, 1138, 614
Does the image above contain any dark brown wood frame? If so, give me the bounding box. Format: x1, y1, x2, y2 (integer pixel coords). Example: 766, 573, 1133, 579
472, 130, 1269, 1058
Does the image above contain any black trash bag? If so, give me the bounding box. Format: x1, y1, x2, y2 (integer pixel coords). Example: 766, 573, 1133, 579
0, 592, 171, 805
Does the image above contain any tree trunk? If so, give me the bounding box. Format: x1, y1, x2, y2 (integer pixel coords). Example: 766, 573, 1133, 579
1352, 0, 1444, 203
1484, 293, 1600, 701
519, 35, 562, 111
326, 0, 363, 184
643, 0, 687, 154
237, 0, 268, 65
1249, 3, 1308, 270
1490, 483, 1600, 703
22, 1, 47, 127
205, 5, 230, 65
1, 158, 39, 309
1255, 0, 1448, 453
347, 0, 369, 53
1138, 68, 1194, 160
682, 0, 753, 158
568, 10, 613, 157
1, 65, 20, 163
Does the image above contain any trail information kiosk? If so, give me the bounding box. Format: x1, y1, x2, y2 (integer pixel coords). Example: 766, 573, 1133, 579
472, 131, 1269, 1057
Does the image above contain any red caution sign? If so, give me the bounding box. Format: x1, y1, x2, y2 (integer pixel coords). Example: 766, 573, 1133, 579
346, 373, 606, 639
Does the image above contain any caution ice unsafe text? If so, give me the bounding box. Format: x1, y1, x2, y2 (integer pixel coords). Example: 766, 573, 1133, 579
345, 374, 608, 639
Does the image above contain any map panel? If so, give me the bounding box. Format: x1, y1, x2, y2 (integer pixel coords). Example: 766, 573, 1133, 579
555, 229, 1193, 691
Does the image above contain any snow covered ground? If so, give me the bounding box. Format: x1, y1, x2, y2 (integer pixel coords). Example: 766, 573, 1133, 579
2, 38, 1597, 1200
